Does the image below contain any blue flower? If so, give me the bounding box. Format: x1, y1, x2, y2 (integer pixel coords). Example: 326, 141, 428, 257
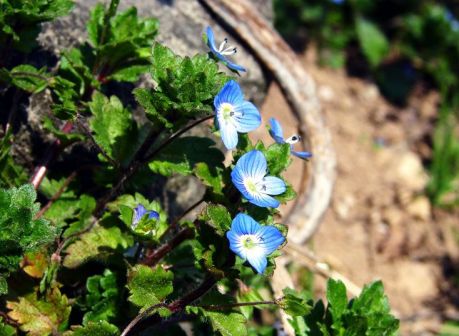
231, 150, 286, 208
226, 213, 285, 274
132, 204, 159, 229
269, 118, 312, 160
215, 80, 261, 149
206, 26, 246, 72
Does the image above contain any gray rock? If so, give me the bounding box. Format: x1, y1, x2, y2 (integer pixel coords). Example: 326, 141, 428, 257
38, 0, 272, 105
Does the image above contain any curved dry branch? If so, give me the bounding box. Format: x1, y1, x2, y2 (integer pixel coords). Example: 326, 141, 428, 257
200, 0, 337, 243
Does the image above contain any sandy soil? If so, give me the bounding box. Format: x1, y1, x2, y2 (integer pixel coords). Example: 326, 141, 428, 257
252, 50, 459, 335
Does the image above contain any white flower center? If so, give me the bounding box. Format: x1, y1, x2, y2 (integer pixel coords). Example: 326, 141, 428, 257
285, 134, 301, 145
218, 37, 237, 55
244, 177, 266, 196
239, 234, 261, 250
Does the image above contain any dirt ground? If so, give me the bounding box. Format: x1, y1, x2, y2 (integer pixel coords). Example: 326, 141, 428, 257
252, 50, 459, 335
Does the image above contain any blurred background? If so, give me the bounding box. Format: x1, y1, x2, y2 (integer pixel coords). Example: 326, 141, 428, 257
268, 0, 459, 334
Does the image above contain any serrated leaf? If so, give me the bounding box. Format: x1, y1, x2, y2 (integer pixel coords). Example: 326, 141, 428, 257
89, 92, 134, 162
327, 278, 348, 319
194, 162, 224, 197
204, 310, 247, 336
64, 321, 119, 336
148, 137, 224, 177
281, 288, 311, 317
127, 265, 173, 312
356, 17, 389, 67
200, 204, 231, 236
263, 142, 291, 176
7, 287, 71, 336
63, 224, 133, 268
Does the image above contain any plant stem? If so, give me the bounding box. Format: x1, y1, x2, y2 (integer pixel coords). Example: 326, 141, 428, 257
30, 121, 74, 189
161, 197, 205, 239
142, 227, 194, 266
121, 276, 217, 336
35, 171, 77, 219
193, 299, 281, 311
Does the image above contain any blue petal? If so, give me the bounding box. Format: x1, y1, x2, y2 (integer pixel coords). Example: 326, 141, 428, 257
214, 80, 244, 108
218, 120, 238, 150
258, 226, 285, 255
292, 150, 312, 160
133, 204, 147, 224
247, 251, 268, 274
230, 165, 249, 196
206, 26, 218, 54
231, 213, 261, 235
234, 102, 261, 133
236, 150, 267, 180
262, 176, 286, 195
147, 210, 160, 220
226, 230, 247, 260
224, 59, 247, 72
249, 193, 280, 208
269, 118, 285, 144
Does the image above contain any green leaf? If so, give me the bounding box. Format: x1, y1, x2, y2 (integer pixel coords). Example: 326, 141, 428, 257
63, 224, 133, 268
261, 142, 291, 176
87, 4, 105, 47
127, 265, 173, 313
0, 317, 16, 336
355, 17, 389, 67
194, 162, 224, 197
148, 137, 225, 177
281, 288, 311, 317
0, 276, 7, 296
88, 92, 135, 163
200, 204, 231, 236
190, 307, 247, 336
7, 287, 71, 336
10, 65, 48, 93
79, 269, 120, 325
327, 278, 348, 320
65, 321, 119, 336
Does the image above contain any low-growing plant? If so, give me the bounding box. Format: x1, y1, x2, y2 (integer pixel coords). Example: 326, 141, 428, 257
0, 0, 399, 334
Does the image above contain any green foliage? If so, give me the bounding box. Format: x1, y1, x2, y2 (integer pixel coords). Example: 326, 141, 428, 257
135, 43, 230, 130
8, 65, 49, 93
148, 137, 225, 177
0, 131, 27, 188
64, 321, 119, 336
0, 317, 16, 336
200, 204, 232, 236
0, 184, 56, 294
281, 288, 311, 317
6, 287, 71, 336
78, 269, 120, 325
288, 279, 399, 336
355, 17, 389, 68
126, 265, 173, 313
63, 223, 133, 268
0, 0, 74, 52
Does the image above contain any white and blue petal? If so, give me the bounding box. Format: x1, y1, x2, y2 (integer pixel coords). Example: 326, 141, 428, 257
258, 226, 285, 255
218, 120, 238, 150
246, 248, 268, 274
269, 118, 285, 144
292, 150, 312, 160
224, 60, 247, 72
206, 26, 219, 54
234, 102, 261, 132
261, 176, 286, 195
206, 26, 246, 73
226, 230, 247, 259
133, 204, 147, 225
236, 150, 267, 180
231, 213, 261, 235
214, 80, 244, 107
249, 193, 280, 208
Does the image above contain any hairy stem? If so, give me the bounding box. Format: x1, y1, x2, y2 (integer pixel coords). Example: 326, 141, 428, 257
193, 299, 281, 311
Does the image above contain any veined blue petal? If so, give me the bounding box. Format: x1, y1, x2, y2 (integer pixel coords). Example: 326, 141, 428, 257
232, 213, 261, 235
206, 26, 218, 53
214, 80, 244, 108
258, 226, 285, 255
147, 210, 160, 220
262, 176, 286, 195
237, 150, 267, 180
234, 102, 261, 132
269, 118, 285, 144
219, 120, 238, 150
246, 248, 268, 274
250, 193, 280, 208
133, 204, 147, 224
292, 150, 312, 160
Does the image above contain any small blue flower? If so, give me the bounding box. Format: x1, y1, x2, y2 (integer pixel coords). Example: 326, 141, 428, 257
215, 80, 261, 149
231, 150, 286, 208
132, 204, 159, 229
226, 213, 285, 274
269, 118, 312, 160
206, 26, 246, 72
